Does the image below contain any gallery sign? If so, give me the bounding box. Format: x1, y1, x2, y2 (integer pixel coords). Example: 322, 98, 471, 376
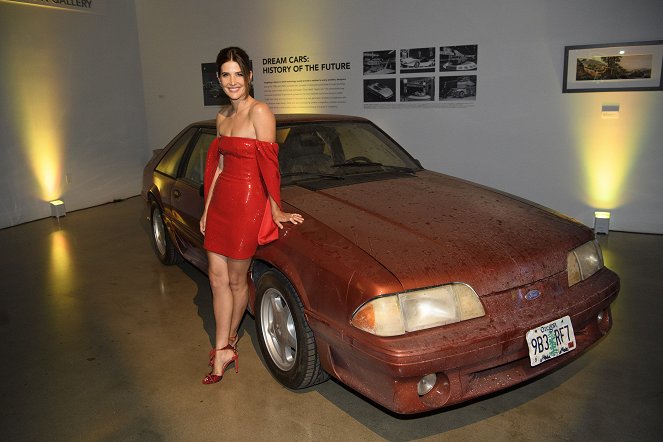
1, 0, 106, 14
256, 51, 352, 113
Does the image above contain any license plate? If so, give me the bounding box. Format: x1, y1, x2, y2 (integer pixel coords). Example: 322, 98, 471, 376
526, 315, 576, 367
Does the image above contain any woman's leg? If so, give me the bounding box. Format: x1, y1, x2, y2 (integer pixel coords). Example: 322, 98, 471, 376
207, 252, 235, 374
226, 257, 252, 344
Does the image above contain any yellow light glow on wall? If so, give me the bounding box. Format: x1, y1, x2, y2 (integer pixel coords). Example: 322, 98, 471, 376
4, 21, 65, 202
260, 1, 326, 54
257, 2, 331, 113
570, 95, 651, 210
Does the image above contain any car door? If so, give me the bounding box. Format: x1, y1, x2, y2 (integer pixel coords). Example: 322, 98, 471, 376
154, 126, 197, 213
170, 128, 216, 269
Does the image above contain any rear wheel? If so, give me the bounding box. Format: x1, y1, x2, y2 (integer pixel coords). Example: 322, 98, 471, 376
255, 269, 329, 389
150, 201, 181, 265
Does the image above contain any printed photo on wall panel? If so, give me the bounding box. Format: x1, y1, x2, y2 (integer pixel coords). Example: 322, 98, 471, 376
364, 78, 397, 102
201, 63, 230, 106
400, 47, 436, 73
400, 77, 435, 102
363, 50, 397, 75
440, 45, 478, 72
439, 75, 477, 101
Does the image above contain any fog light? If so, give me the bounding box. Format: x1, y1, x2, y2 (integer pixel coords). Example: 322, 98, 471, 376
417, 373, 437, 396
597, 308, 611, 335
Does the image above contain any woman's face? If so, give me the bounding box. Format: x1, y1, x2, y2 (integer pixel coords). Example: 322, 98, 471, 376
218, 60, 251, 100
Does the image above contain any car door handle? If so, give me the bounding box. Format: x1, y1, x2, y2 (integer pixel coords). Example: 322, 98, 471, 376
173, 189, 181, 198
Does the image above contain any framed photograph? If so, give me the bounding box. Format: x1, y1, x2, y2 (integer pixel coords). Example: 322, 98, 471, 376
563, 40, 663, 93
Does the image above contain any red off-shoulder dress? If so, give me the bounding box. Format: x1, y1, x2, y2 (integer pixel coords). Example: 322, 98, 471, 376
203, 136, 281, 259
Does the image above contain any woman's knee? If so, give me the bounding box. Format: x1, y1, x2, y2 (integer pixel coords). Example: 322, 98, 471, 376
209, 278, 230, 294
208, 264, 230, 289
228, 275, 248, 293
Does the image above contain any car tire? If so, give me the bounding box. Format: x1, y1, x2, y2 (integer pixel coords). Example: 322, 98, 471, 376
150, 201, 181, 265
255, 269, 329, 389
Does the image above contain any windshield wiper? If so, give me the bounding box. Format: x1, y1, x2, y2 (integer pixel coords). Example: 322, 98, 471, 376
381, 164, 417, 173
282, 171, 344, 180
333, 161, 416, 174
332, 160, 384, 168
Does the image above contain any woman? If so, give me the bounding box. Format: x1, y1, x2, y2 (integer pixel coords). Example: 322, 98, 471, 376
200, 46, 304, 384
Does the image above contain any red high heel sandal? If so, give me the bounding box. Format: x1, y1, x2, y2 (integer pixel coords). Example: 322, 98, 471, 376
208, 335, 239, 367
202, 344, 238, 384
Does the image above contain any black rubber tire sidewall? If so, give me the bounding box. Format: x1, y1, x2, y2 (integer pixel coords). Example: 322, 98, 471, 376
150, 201, 180, 265
255, 270, 327, 389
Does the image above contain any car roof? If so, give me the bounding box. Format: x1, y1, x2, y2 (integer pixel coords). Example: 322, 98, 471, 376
191, 114, 369, 128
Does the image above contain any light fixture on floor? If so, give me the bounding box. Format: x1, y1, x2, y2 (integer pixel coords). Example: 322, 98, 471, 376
49, 199, 66, 219
594, 211, 610, 235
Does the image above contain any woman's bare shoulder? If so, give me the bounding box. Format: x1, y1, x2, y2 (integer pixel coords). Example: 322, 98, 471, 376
249, 100, 276, 141
248, 100, 273, 116
249, 100, 275, 124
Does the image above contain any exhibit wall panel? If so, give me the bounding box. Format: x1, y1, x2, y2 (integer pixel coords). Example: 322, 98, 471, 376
0, 0, 147, 228
135, 0, 663, 234
1, 1, 660, 232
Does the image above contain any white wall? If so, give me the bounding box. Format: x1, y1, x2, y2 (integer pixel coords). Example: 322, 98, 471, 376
1, 0, 660, 233
135, 0, 663, 234
0, 0, 147, 228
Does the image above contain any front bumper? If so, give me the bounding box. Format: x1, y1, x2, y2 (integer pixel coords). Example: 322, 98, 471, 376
309, 268, 620, 414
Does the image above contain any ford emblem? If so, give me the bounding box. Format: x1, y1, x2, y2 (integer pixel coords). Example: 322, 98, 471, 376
525, 290, 541, 301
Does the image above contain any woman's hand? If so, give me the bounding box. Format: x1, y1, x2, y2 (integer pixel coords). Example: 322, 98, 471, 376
272, 209, 304, 229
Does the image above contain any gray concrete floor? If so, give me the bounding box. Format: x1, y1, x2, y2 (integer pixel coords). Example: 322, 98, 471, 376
1, 196, 662, 441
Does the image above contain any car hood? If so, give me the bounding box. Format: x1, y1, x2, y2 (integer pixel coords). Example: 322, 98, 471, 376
283, 170, 592, 295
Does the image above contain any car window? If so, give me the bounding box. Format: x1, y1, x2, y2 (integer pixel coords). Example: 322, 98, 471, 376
183, 132, 216, 186
278, 121, 419, 180
279, 126, 337, 174
276, 127, 290, 145
155, 127, 196, 178
335, 124, 406, 166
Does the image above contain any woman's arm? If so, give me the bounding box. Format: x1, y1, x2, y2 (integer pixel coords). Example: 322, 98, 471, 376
250, 101, 304, 228
200, 161, 222, 235
200, 111, 227, 235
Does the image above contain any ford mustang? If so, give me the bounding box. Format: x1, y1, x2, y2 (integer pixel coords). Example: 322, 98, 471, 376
142, 114, 619, 414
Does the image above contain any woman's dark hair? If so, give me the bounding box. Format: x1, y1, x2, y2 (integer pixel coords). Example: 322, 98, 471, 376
216, 46, 253, 95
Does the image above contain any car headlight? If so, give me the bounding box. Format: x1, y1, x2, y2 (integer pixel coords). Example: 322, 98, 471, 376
567, 240, 604, 286
351, 283, 485, 336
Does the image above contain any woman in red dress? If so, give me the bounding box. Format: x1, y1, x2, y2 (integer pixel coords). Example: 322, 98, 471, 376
200, 47, 304, 384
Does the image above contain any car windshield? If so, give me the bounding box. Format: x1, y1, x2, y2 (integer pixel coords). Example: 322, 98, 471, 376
277, 121, 421, 186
